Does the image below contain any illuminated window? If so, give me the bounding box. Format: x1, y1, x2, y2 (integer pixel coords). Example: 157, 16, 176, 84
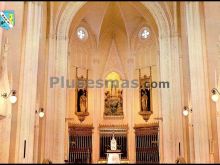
105, 72, 121, 89
76, 27, 88, 40
139, 27, 150, 40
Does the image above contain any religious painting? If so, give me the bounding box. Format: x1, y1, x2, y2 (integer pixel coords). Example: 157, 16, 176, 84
139, 68, 153, 121
104, 72, 123, 116
75, 67, 89, 122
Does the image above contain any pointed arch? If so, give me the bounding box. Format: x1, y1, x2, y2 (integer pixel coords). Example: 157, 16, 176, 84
45, 2, 182, 163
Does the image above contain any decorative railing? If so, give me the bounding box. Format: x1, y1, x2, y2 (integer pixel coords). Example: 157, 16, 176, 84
134, 123, 159, 164
68, 125, 93, 163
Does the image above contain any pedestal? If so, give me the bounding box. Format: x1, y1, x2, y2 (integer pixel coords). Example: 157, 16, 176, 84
106, 150, 122, 164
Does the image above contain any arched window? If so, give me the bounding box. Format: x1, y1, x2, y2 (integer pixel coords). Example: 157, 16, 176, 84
138, 26, 150, 40
76, 26, 88, 41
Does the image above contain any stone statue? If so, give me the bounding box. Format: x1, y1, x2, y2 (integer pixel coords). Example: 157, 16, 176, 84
141, 90, 148, 111
106, 132, 121, 164
110, 133, 117, 151
79, 89, 87, 112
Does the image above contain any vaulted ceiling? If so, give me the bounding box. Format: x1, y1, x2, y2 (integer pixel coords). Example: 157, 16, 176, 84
68, 2, 159, 74
69, 2, 158, 43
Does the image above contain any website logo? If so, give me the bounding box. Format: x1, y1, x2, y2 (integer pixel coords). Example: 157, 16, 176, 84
0, 10, 15, 30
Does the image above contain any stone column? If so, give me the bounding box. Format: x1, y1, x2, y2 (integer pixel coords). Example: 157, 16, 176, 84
0, 38, 12, 163
0, 2, 4, 55
92, 56, 100, 163
157, 33, 184, 163
216, 36, 220, 160
127, 57, 135, 163
43, 34, 68, 163
217, 111, 220, 160
44, 33, 56, 161
33, 104, 40, 163
16, 2, 42, 163
185, 2, 210, 163
52, 35, 68, 163
64, 119, 69, 162
170, 34, 185, 160
158, 34, 174, 163
0, 6, 10, 163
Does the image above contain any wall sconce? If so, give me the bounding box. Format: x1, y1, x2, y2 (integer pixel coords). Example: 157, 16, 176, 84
183, 106, 192, 117
35, 108, 44, 118
211, 88, 220, 102
1, 90, 17, 104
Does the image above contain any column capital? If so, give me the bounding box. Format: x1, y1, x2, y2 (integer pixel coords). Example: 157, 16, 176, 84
159, 34, 171, 40
48, 33, 67, 40
55, 34, 68, 41
31, 2, 44, 6
48, 33, 56, 40
159, 32, 180, 40
185, 1, 200, 5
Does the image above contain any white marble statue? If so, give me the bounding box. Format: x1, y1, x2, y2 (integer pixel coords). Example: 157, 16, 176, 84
107, 133, 121, 164
110, 134, 117, 151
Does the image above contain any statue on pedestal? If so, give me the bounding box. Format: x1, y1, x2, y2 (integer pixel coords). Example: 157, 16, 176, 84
106, 132, 122, 164
138, 68, 153, 122
75, 67, 89, 122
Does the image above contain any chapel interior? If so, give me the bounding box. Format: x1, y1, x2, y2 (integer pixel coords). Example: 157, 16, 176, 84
0, 1, 220, 164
